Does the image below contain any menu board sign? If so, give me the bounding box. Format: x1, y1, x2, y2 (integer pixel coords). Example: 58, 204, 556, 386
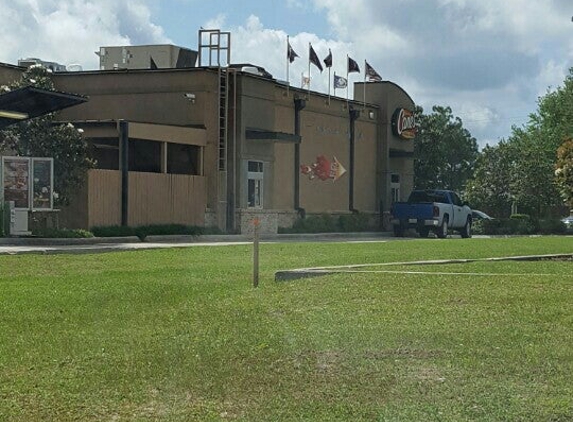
2, 157, 30, 209
32, 158, 53, 209
1, 156, 54, 210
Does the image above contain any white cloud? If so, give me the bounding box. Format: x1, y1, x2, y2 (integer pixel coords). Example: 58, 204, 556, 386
2, 0, 573, 146
307, 0, 573, 145
0, 0, 170, 69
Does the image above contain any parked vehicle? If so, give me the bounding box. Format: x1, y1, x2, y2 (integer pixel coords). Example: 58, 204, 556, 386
391, 189, 472, 238
562, 215, 573, 229
472, 210, 494, 221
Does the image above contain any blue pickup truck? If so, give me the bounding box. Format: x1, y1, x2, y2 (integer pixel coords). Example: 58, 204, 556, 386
390, 189, 472, 238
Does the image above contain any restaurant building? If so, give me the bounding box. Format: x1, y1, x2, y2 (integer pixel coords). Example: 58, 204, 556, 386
1, 30, 415, 234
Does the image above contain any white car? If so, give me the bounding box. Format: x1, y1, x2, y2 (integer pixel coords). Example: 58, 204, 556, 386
472, 210, 494, 221
562, 216, 573, 229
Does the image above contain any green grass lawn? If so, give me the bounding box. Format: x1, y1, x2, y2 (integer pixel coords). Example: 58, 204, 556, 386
1, 237, 572, 421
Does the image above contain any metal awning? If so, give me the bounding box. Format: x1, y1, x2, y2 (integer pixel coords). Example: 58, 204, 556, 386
0, 86, 88, 129
246, 128, 301, 143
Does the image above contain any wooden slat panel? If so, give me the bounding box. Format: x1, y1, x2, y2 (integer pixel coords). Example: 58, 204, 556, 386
87, 170, 121, 227
128, 172, 206, 226
86, 170, 206, 228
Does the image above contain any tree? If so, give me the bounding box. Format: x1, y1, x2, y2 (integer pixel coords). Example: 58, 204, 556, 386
466, 68, 573, 218
555, 138, 573, 212
414, 105, 479, 192
0, 65, 94, 205
465, 140, 518, 218
509, 126, 561, 217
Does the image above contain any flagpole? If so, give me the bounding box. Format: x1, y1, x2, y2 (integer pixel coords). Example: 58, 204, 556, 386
333, 71, 336, 97
328, 66, 331, 105
363, 60, 366, 111
346, 54, 349, 106
308, 43, 311, 99
286, 36, 290, 97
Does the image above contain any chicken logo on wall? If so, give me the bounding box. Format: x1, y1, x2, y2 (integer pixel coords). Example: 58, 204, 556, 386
300, 155, 347, 182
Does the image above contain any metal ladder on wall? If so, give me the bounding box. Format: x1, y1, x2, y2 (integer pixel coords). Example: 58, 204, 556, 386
198, 29, 232, 230
197, 29, 231, 171
218, 68, 227, 171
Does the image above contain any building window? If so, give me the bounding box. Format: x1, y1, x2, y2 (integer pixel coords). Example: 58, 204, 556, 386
391, 173, 400, 203
247, 160, 263, 208
167, 143, 201, 175
129, 139, 161, 173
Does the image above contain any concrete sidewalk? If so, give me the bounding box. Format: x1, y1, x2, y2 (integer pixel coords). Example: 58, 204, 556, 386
0, 232, 393, 255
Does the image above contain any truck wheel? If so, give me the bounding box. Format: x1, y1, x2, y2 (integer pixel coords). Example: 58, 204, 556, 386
437, 217, 449, 238
419, 228, 430, 238
393, 224, 404, 237
461, 217, 472, 238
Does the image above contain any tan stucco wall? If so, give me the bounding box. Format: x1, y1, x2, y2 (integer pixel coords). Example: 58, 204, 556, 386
354, 81, 415, 210
354, 117, 378, 211
298, 107, 350, 212
53, 69, 222, 211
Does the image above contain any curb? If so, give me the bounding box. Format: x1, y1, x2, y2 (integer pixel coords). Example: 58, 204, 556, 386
0, 232, 393, 247
0, 236, 141, 246
275, 253, 573, 281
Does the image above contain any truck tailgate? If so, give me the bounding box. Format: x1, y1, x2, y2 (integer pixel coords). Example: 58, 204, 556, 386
392, 203, 435, 220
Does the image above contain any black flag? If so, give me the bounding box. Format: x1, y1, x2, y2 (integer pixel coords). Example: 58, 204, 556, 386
309, 44, 323, 72
348, 56, 360, 73
287, 41, 299, 63
323, 49, 332, 68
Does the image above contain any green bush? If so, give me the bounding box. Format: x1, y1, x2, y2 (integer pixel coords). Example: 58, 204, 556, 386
472, 214, 566, 236
91, 224, 219, 240
280, 213, 372, 234
472, 219, 502, 235
31, 228, 94, 238
338, 213, 370, 232
281, 214, 337, 233
538, 219, 567, 235
91, 225, 137, 238
508, 214, 537, 235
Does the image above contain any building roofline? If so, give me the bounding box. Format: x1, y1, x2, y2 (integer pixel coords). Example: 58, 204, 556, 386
0, 61, 26, 70
355, 80, 415, 106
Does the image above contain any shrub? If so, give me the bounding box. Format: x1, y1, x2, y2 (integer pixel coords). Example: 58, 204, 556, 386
509, 214, 537, 235
31, 228, 94, 238
283, 214, 338, 233
91, 224, 217, 240
338, 213, 370, 232
280, 213, 372, 234
472, 214, 567, 236
91, 225, 137, 238
538, 219, 567, 235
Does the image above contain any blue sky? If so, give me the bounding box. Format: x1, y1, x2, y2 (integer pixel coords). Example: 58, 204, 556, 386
153, 0, 331, 44
1, 0, 573, 147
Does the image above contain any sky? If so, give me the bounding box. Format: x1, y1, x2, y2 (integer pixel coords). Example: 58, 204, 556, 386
1, 0, 573, 148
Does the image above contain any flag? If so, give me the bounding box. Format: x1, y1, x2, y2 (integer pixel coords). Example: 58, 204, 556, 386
348, 56, 360, 73
334, 74, 347, 89
365, 61, 382, 82
287, 40, 299, 63
323, 49, 332, 68
309, 44, 323, 72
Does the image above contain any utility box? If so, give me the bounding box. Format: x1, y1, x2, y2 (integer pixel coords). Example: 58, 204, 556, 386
4, 200, 29, 236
